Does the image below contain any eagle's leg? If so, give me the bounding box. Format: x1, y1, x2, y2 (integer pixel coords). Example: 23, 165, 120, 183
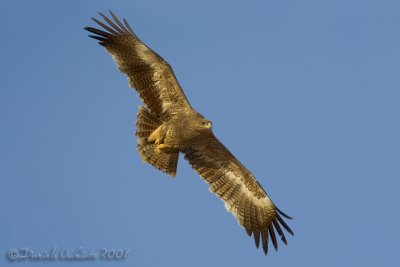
148, 125, 164, 144
148, 125, 176, 152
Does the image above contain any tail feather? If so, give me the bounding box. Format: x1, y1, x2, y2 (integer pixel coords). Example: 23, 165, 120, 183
136, 106, 179, 176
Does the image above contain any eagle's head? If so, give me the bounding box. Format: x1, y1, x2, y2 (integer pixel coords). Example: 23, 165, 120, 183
191, 112, 212, 130
179, 111, 213, 143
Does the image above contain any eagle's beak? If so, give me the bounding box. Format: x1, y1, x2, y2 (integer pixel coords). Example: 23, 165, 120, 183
207, 122, 212, 129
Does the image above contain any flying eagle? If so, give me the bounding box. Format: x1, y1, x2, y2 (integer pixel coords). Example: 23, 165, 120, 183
85, 11, 293, 255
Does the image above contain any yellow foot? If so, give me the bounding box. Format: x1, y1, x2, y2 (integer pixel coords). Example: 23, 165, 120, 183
156, 143, 178, 153
156, 143, 170, 150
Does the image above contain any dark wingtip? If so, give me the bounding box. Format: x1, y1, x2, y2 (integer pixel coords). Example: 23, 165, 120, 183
245, 228, 252, 237
268, 224, 278, 251
273, 218, 287, 245
276, 213, 294, 236
263, 246, 268, 255
88, 35, 107, 42
261, 228, 269, 255
276, 207, 293, 220
253, 230, 260, 248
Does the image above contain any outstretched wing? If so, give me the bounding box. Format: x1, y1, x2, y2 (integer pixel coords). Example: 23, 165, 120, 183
182, 133, 293, 255
85, 11, 191, 115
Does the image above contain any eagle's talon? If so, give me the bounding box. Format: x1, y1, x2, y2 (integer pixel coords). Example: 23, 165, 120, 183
156, 143, 170, 150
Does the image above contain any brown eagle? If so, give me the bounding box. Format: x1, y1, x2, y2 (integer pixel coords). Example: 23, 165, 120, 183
85, 11, 293, 255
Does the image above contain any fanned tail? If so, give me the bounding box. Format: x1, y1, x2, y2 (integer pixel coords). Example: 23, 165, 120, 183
136, 106, 179, 176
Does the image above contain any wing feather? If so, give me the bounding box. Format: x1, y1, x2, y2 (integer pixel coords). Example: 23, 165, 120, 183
268, 224, 278, 251
182, 133, 293, 254
244, 199, 252, 236
252, 204, 261, 248
85, 11, 191, 116
261, 227, 269, 255
273, 218, 287, 245
237, 192, 247, 227
217, 181, 235, 199
224, 184, 241, 211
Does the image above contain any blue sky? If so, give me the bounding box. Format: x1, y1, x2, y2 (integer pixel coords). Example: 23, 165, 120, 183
1, 0, 399, 266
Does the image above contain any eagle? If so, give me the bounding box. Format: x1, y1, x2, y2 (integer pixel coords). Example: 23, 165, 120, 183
85, 11, 293, 255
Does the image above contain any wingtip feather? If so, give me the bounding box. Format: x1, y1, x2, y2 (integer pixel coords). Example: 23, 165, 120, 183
276, 213, 294, 236
273, 218, 287, 245
276, 207, 293, 220
268, 224, 278, 251
253, 230, 260, 248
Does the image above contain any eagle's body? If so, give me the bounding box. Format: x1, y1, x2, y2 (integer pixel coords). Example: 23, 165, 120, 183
85, 11, 294, 255
148, 109, 212, 151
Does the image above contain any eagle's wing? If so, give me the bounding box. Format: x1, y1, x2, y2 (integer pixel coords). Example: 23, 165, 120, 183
182, 133, 293, 254
85, 11, 191, 115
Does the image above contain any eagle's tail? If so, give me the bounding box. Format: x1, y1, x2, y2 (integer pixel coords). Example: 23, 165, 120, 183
135, 106, 179, 177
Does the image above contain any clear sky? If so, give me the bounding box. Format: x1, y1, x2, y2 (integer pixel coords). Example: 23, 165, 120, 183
1, 0, 399, 266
